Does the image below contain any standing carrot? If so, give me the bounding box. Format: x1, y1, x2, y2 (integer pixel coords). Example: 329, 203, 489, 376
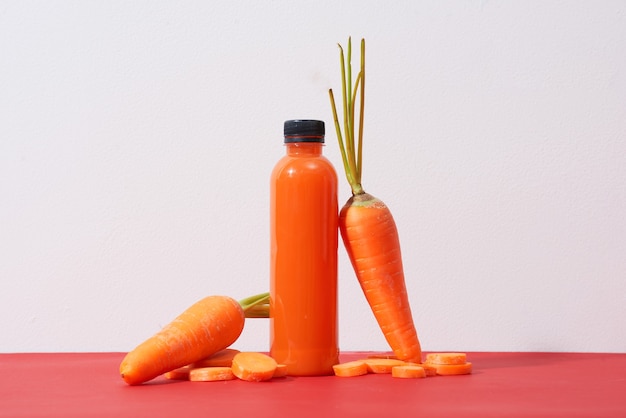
119, 292, 269, 385
329, 38, 422, 363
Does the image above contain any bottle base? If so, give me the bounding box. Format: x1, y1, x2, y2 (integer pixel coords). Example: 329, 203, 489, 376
270, 348, 339, 377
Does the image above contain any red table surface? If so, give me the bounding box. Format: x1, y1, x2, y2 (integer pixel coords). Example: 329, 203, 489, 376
1, 352, 625, 417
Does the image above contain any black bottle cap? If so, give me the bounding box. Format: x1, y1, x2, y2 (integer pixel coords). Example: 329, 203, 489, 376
283, 119, 325, 143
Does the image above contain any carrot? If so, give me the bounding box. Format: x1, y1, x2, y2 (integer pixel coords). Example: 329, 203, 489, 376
164, 366, 190, 381
413, 363, 438, 377
392, 365, 426, 379
119, 292, 269, 385
367, 352, 399, 360
425, 362, 473, 376
328, 37, 422, 363
231, 352, 277, 382
191, 348, 241, 368
425, 352, 467, 365
332, 360, 368, 377
189, 367, 235, 382
363, 358, 407, 374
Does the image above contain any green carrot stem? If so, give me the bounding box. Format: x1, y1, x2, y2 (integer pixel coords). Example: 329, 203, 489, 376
329, 89, 357, 189
239, 292, 270, 318
350, 72, 362, 183
329, 37, 366, 196
338, 44, 357, 179
356, 38, 365, 185
347, 37, 353, 139
243, 303, 270, 319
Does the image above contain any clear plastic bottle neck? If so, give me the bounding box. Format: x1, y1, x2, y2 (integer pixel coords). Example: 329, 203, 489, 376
285, 142, 323, 156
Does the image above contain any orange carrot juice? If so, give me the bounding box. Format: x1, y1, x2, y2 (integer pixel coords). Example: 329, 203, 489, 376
270, 119, 339, 376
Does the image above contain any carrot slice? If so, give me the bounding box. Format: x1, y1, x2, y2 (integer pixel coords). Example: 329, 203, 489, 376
402, 362, 437, 377
189, 366, 235, 382
426, 361, 473, 376
425, 352, 467, 365
273, 364, 288, 378
231, 352, 277, 382
332, 360, 368, 377
392, 365, 426, 379
191, 348, 240, 368
164, 366, 190, 380
418, 363, 438, 377
363, 358, 407, 374
367, 352, 398, 360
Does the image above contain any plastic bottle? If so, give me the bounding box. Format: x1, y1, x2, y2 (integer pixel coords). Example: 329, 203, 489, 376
270, 119, 339, 376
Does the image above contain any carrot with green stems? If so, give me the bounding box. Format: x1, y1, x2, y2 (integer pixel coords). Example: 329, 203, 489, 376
119, 292, 269, 385
329, 37, 422, 363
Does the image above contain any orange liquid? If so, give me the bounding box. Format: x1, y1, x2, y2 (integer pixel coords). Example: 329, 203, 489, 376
270, 142, 339, 376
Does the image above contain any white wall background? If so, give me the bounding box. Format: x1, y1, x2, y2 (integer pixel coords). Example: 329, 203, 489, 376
1, 1, 625, 354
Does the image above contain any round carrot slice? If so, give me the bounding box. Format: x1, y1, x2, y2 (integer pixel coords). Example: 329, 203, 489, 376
164, 366, 190, 380
189, 367, 235, 382
273, 364, 288, 378
425, 352, 467, 365
392, 365, 426, 379
191, 348, 240, 368
403, 362, 437, 377
363, 358, 407, 374
367, 352, 398, 360
332, 360, 368, 377
427, 361, 473, 376
231, 352, 277, 382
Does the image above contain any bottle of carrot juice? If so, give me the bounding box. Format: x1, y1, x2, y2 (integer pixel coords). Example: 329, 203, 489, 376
270, 119, 339, 376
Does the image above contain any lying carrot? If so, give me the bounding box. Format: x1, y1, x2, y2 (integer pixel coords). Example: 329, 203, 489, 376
392, 365, 426, 379
425, 352, 467, 365
332, 360, 369, 377
329, 37, 422, 363
119, 292, 269, 385
231, 352, 277, 382
191, 348, 241, 368
363, 358, 407, 374
189, 367, 235, 382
